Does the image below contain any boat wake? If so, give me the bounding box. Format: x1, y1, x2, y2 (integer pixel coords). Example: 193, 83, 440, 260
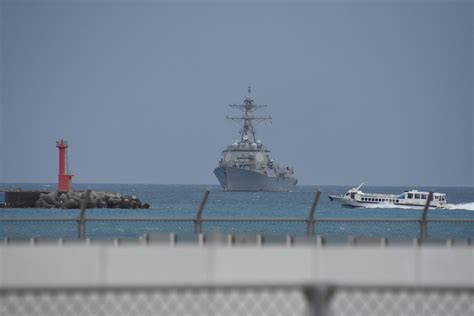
445, 202, 474, 211
365, 202, 474, 211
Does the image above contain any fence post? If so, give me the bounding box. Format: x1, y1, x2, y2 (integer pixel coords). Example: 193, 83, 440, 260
303, 284, 335, 316
419, 191, 433, 242
194, 190, 210, 235
77, 189, 91, 240
307, 191, 321, 237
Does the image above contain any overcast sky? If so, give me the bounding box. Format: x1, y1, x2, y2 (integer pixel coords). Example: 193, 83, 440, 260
0, 0, 472, 186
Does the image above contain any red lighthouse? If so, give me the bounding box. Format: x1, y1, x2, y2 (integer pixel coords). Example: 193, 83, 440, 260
56, 139, 73, 192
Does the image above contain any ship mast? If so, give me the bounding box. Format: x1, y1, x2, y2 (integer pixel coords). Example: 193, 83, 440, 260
226, 87, 272, 143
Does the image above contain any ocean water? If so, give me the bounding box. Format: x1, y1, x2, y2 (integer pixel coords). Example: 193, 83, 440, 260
0, 183, 473, 240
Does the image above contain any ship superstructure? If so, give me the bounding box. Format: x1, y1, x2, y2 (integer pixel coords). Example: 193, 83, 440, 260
214, 87, 297, 191
328, 183, 448, 208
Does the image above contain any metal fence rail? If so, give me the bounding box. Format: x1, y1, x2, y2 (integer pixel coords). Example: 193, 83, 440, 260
1, 284, 473, 316
1, 191, 473, 240
2, 216, 473, 241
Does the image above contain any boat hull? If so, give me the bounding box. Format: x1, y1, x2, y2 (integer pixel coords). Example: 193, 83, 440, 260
328, 195, 365, 207
328, 195, 447, 209
214, 166, 297, 192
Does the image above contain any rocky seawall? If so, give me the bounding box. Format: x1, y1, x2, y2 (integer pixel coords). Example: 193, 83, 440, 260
2, 190, 150, 209
36, 191, 150, 209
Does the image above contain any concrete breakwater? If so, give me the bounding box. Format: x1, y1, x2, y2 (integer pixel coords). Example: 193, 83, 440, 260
37, 191, 150, 209
2, 190, 150, 209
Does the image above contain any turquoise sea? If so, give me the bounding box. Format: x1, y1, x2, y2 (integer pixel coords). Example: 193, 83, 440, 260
1, 183, 473, 240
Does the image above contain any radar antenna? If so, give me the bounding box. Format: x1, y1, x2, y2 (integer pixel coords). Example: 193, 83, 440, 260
225, 87, 272, 144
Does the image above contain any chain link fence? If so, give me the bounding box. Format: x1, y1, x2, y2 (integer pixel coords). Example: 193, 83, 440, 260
1, 285, 472, 316
1, 217, 473, 241
1, 191, 473, 241
328, 286, 474, 316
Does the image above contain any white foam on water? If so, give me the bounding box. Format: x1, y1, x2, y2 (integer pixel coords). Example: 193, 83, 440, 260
364, 202, 474, 211
445, 202, 474, 211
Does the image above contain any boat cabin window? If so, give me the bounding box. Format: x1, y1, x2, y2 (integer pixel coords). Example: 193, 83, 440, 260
421, 194, 427, 199
434, 196, 439, 200
414, 194, 420, 199
408, 193, 413, 199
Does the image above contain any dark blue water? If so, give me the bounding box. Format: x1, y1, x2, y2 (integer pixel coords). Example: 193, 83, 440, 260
1, 183, 473, 240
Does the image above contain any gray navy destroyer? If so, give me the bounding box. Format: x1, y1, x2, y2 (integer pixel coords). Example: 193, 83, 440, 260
214, 87, 297, 191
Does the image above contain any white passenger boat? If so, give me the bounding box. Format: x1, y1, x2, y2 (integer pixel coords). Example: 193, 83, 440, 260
328, 183, 448, 208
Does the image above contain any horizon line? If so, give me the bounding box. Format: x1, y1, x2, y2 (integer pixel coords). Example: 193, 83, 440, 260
0, 181, 473, 189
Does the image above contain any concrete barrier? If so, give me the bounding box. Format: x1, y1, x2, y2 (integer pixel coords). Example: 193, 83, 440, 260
1, 243, 472, 288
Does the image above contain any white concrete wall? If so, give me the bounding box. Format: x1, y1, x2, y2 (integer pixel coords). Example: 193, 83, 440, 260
0, 244, 472, 288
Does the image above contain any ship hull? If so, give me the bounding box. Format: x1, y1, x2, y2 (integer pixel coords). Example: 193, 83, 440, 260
214, 167, 297, 192
328, 195, 365, 208
328, 195, 447, 209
